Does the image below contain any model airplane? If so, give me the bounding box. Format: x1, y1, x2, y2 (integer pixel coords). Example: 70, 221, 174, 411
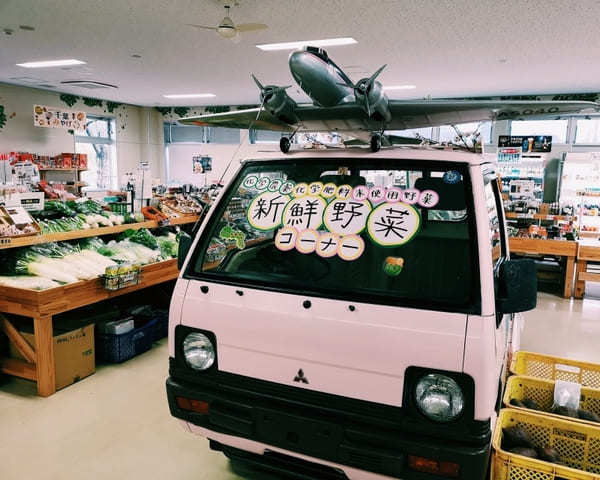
180, 46, 600, 153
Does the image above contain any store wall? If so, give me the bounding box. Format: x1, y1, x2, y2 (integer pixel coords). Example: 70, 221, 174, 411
0, 83, 164, 184
166, 139, 279, 187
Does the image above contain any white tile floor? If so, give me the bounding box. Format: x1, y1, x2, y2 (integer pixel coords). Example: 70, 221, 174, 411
1, 293, 599, 480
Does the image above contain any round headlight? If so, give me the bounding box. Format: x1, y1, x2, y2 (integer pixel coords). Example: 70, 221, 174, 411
415, 374, 464, 422
183, 333, 215, 371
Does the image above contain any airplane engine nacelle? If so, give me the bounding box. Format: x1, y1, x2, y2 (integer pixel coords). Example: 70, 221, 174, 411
354, 80, 392, 123
263, 87, 299, 125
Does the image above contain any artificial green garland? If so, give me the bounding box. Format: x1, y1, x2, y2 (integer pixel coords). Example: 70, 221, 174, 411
82, 97, 103, 108
155, 107, 172, 115
59, 94, 79, 107
106, 101, 123, 113
173, 107, 190, 118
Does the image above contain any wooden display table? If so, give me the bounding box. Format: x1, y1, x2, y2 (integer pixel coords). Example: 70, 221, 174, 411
575, 239, 600, 299
509, 238, 578, 298
0, 215, 198, 250
0, 259, 180, 397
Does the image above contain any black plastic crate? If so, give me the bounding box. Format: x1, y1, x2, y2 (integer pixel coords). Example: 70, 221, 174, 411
96, 318, 158, 363
153, 309, 169, 341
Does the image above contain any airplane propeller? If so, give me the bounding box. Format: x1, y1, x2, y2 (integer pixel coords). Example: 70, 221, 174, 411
251, 74, 291, 102
338, 64, 387, 116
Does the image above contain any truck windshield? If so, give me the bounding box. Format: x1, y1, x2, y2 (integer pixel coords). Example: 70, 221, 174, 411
188, 158, 480, 313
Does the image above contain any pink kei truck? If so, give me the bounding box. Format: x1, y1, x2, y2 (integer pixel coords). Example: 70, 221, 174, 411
166, 148, 537, 480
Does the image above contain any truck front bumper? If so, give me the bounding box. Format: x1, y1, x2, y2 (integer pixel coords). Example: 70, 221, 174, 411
166, 371, 490, 480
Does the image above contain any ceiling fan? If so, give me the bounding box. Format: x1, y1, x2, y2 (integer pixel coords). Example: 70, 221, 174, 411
187, 4, 268, 42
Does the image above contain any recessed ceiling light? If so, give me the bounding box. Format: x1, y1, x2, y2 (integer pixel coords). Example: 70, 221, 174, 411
16, 59, 86, 68
256, 37, 357, 51
162, 93, 216, 99
383, 85, 417, 91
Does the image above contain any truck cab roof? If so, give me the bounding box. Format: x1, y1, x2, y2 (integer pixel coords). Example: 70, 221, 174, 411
242, 146, 489, 166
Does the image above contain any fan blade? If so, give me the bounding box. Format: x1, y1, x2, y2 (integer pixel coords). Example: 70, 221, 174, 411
186, 24, 218, 30
236, 23, 268, 32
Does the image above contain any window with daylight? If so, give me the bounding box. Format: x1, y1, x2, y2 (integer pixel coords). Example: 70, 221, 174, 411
575, 118, 600, 144
510, 120, 568, 143
75, 116, 117, 190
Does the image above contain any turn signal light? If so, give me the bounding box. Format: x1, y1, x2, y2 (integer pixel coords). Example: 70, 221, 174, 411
408, 455, 460, 478
175, 396, 210, 414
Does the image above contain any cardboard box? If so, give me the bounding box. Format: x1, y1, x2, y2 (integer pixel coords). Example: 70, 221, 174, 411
10, 323, 95, 390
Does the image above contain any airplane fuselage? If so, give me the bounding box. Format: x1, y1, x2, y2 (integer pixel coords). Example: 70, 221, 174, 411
289, 47, 354, 107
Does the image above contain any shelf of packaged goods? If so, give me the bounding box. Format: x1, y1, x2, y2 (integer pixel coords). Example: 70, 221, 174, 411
38, 167, 88, 172
0, 215, 198, 250
509, 237, 578, 298
579, 231, 600, 238
0, 258, 180, 397
505, 212, 575, 221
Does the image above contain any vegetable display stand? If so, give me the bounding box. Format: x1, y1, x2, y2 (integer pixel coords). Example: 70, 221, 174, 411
508, 237, 578, 298
0, 215, 198, 250
0, 259, 179, 396
510, 351, 600, 389
492, 408, 600, 480
575, 239, 600, 299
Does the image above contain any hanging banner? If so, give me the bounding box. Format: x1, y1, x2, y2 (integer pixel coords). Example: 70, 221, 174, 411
33, 105, 86, 131
498, 135, 552, 153
192, 155, 212, 173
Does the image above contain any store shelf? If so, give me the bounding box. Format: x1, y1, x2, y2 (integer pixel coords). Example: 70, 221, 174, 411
38, 167, 88, 172
505, 212, 575, 221
580, 231, 600, 238
509, 237, 578, 257
0, 215, 198, 250
0, 258, 180, 318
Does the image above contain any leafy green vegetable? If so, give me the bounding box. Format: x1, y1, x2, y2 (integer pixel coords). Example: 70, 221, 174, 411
129, 228, 158, 250
158, 236, 179, 259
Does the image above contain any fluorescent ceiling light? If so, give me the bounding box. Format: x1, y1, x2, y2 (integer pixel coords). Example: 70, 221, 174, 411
16, 59, 86, 68
162, 93, 216, 99
256, 37, 357, 51
383, 85, 417, 91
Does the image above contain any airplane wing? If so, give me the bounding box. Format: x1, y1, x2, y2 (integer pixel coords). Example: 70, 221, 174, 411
179, 107, 292, 131
179, 100, 600, 134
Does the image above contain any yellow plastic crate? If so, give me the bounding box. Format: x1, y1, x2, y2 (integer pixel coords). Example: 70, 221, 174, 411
504, 376, 600, 427
492, 408, 600, 480
510, 351, 600, 389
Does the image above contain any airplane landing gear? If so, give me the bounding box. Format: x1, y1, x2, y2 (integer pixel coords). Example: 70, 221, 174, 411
279, 137, 291, 153
370, 134, 382, 152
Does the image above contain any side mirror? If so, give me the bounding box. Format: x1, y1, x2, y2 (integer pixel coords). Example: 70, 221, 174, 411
497, 258, 537, 314
177, 232, 193, 271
